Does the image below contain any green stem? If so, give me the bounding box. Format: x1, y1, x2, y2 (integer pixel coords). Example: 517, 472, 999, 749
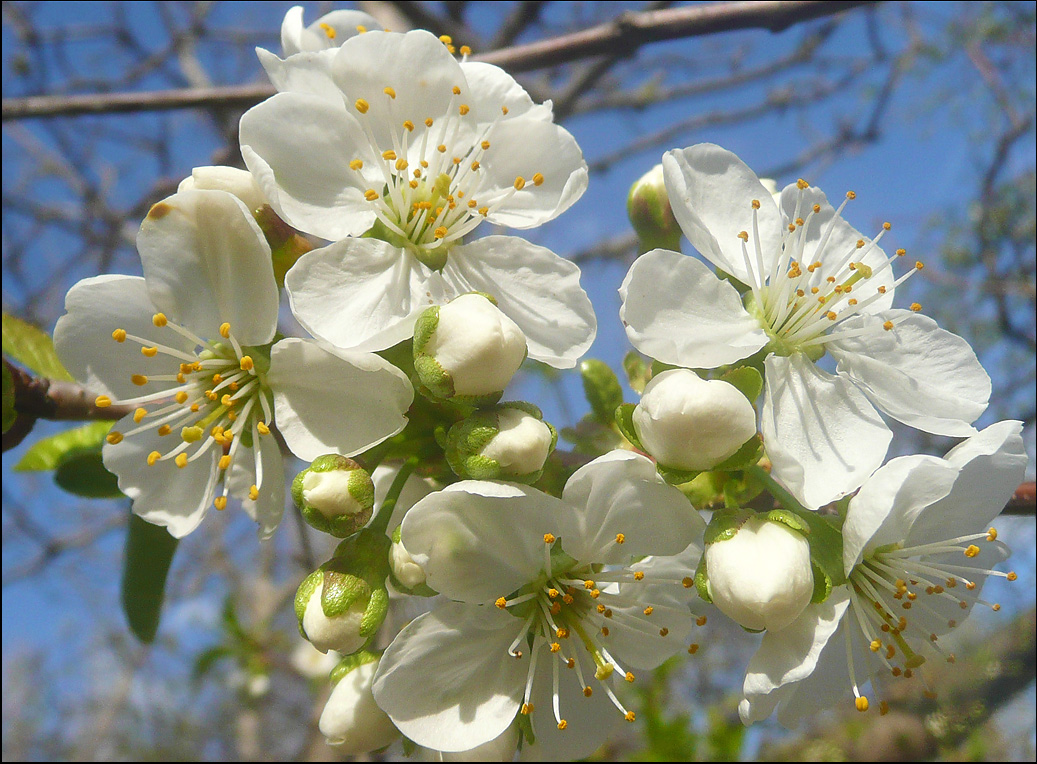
746, 464, 810, 515
368, 457, 419, 537
356, 438, 394, 474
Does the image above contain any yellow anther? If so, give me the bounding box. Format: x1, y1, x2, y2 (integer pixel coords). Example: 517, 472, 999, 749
615, 533, 625, 544
433, 226, 448, 239
349, 159, 363, 171
221, 394, 235, 407
682, 577, 694, 588
212, 374, 223, 384
106, 432, 124, 445
659, 627, 669, 636
543, 533, 555, 544
437, 144, 447, 153
219, 455, 231, 471
1007, 571, 1018, 582
562, 593, 574, 604
401, 120, 415, 133
738, 230, 749, 241
566, 658, 574, 668
891, 666, 902, 676
813, 204, 821, 213
216, 322, 230, 338
317, 21, 336, 39
795, 217, 805, 226
381, 150, 397, 162
643, 606, 654, 616
596, 603, 606, 614
695, 615, 707, 626
532, 172, 545, 186
910, 302, 922, 312
855, 697, 869, 712
133, 408, 147, 423
751, 199, 761, 209
556, 720, 567, 731
95, 395, 112, 408
147, 451, 161, 466
424, 118, 434, 129
355, 25, 367, 33
556, 628, 568, 639
239, 356, 254, 371
797, 178, 809, 189
902, 601, 912, 610
460, 45, 471, 56
882, 221, 892, 230
214, 496, 227, 511
478, 206, 489, 216
470, 160, 480, 171
382, 86, 396, 99
633, 571, 645, 581
688, 643, 699, 654
364, 189, 379, 201
141, 346, 158, 357
451, 85, 461, 95
624, 671, 635, 683
520, 703, 534, 715
547, 588, 559, 599
149, 312, 168, 328
459, 103, 470, 115
550, 601, 561, 615
501, 105, 509, 115
986, 527, 998, 541
582, 686, 593, 697
130, 374, 148, 386
248, 485, 259, 501
514, 176, 526, 190
174, 453, 188, 469
788, 223, 796, 232
181, 426, 203, 443
257, 422, 270, 435
601, 626, 610, 636
826, 311, 838, 321
590, 589, 600, 598
878, 285, 887, 294
846, 190, 857, 200
157, 425, 172, 437
848, 298, 858, 306
870, 640, 881, 652
886, 645, 896, 659
584, 580, 595, 589
964, 544, 981, 558
190, 404, 200, 412
355, 98, 369, 114
175, 391, 189, 404
112, 328, 127, 342
549, 643, 561, 654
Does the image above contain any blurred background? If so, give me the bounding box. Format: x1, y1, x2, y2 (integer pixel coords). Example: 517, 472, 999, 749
3, 1, 1034, 760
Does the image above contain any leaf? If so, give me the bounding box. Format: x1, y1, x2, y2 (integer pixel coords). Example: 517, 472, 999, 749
579, 359, 623, 425
622, 351, 649, 394
54, 450, 123, 498
15, 421, 113, 471
2, 362, 15, 433
2, 313, 74, 381
121, 513, 179, 644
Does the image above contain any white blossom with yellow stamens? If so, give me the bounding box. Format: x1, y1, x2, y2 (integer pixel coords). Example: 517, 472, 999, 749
371, 450, 705, 758
738, 420, 1025, 727
240, 29, 594, 368
620, 143, 991, 508
54, 189, 413, 539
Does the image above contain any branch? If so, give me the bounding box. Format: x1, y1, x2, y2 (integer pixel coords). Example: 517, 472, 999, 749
2, 1, 878, 121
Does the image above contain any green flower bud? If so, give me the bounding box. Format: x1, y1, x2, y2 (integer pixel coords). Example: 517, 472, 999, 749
444, 402, 557, 483
627, 164, 681, 253
292, 455, 375, 538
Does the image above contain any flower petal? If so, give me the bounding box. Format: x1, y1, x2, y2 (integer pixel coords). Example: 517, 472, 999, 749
401, 481, 570, 603
286, 238, 450, 353
460, 61, 553, 122
136, 189, 278, 345
831, 310, 991, 437
268, 338, 413, 461
762, 353, 891, 509
662, 144, 783, 285
226, 426, 286, 540
54, 275, 193, 400
619, 248, 768, 368
372, 602, 528, 752
560, 451, 702, 563
257, 48, 341, 99
240, 92, 376, 240
441, 236, 596, 369
103, 409, 220, 538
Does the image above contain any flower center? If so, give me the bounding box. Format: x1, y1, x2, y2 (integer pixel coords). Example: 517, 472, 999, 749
348, 84, 545, 270
839, 526, 1014, 714
737, 183, 924, 360
96, 314, 274, 510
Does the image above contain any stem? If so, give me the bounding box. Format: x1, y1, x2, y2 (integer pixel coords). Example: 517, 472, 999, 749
367, 457, 420, 538
746, 464, 811, 515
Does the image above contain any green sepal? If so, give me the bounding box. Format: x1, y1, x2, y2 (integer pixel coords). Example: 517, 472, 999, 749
2, 312, 74, 381
655, 463, 701, 486
650, 359, 678, 379
320, 567, 371, 618
763, 508, 810, 536
718, 366, 764, 404
810, 561, 833, 604
412, 306, 440, 356
702, 507, 752, 546
711, 434, 764, 472
693, 555, 712, 603
414, 352, 454, 400
622, 351, 650, 394
330, 649, 381, 684
614, 403, 643, 450
790, 508, 846, 591
294, 569, 324, 637
359, 585, 389, 638
2, 361, 15, 433
580, 359, 624, 426
121, 513, 179, 643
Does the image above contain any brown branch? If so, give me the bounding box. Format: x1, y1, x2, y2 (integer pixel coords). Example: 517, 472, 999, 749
2, 1, 878, 122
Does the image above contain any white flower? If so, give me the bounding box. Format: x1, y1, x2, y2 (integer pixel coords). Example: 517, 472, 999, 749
371, 451, 705, 759
240, 29, 595, 368
177, 166, 266, 213
632, 369, 757, 472
54, 189, 413, 538
319, 656, 400, 752
619, 143, 991, 508
738, 421, 1025, 726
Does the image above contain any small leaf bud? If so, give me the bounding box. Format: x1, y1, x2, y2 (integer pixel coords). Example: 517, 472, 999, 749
627, 164, 682, 253
445, 403, 557, 482
633, 369, 757, 472
292, 455, 375, 538
319, 653, 400, 753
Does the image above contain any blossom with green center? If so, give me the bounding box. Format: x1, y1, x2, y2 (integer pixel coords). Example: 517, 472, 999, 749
738, 421, 1025, 726
371, 451, 705, 758
620, 143, 990, 508
54, 189, 413, 538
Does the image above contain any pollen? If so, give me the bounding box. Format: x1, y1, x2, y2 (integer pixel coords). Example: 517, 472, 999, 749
643, 606, 654, 616
633, 571, 645, 581
543, 533, 555, 544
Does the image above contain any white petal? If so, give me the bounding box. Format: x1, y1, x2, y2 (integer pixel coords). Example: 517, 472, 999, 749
136, 189, 278, 345
842, 455, 957, 573
441, 236, 596, 368
268, 338, 412, 460
54, 275, 193, 401
561, 451, 702, 563
319, 661, 399, 754
460, 61, 552, 122
479, 118, 587, 229
619, 249, 768, 368
401, 482, 571, 603
372, 603, 528, 752
831, 310, 991, 437
227, 428, 287, 540
291, 9, 380, 53
740, 591, 850, 725
906, 420, 1026, 546
257, 48, 341, 99
240, 92, 376, 241
103, 410, 220, 538
662, 144, 783, 285
286, 237, 449, 352
762, 354, 891, 509
599, 584, 694, 669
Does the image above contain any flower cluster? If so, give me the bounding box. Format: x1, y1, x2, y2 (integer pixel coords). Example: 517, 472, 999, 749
49, 6, 1025, 761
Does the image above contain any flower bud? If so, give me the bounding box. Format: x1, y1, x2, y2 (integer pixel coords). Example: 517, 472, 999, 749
445, 403, 556, 482
633, 369, 757, 472
414, 293, 527, 405
319, 653, 400, 753
627, 164, 682, 253
389, 525, 427, 590
292, 455, 375, 537
177, 166, 266, 213
703, 513, 813, 631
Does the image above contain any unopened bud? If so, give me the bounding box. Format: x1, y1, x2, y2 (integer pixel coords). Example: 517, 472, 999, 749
414, 293, 527, 405
177, 166, 266, 213
292, 455, 375, 537
319, 653, 400, 753
389, 526, 427, 590
633, 369, 757, 472
627, 164, 682, 253
703, 514, 813, 631
445, 403, 556, 482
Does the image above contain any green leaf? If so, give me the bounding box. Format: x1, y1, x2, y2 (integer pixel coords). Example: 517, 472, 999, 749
2, 313, 74, 381
614, 403, 642, 449
121, 513, 179, 643
15, 421, 113, 471
54, 450, 123, 498
579, 359, 623, 425
622, 351, 649, 394
2, 362, 15, 433
719, 365, 764, 403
